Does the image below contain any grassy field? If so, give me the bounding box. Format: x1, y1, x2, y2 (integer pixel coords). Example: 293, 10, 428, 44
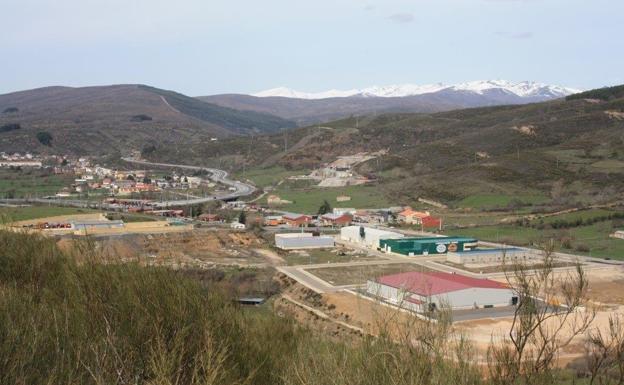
533, 208, 616, 225
451, 220, 624, 260
0, 169, 74, 198
456, 194, 550, 210
234, 166, 303, 187
264, 183, 393, 214
0, 206, 98, 222
307, 263, 432, 286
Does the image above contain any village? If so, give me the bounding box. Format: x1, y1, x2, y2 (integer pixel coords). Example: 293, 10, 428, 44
2, 151, 624, 368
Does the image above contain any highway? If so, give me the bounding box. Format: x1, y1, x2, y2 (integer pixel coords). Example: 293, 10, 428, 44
122, 158, 256, 207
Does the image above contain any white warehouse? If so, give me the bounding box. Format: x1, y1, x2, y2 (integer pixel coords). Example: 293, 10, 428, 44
340, 226, 404, 249
367, 271, 516, 312
275, 233, 335, 250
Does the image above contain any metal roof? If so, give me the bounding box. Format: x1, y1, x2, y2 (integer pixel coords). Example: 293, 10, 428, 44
375, 271, 508, 296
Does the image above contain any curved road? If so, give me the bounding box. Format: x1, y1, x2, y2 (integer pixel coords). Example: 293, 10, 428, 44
121, 158, 256, 207
0, 159, 256, 210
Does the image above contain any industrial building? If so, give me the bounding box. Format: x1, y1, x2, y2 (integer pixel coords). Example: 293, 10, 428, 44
366, 271, 515, 312
379, 236, 478, 256
446, 248, 538, 265
70, 220, 124, 231
340, 226, 404, 249
275, 233, 335, 249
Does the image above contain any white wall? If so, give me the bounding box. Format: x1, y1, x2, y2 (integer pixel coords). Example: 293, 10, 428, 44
341, 226, 404, 249
367, 281, 515, 311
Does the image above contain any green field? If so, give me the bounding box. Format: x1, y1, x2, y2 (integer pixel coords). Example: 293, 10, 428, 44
0, 169, 74, 198
234, 166, 303, 187
0, 206, 98, 222
451, 219, 624, 260
457, 194, 550, 210
263, 183, 393, 214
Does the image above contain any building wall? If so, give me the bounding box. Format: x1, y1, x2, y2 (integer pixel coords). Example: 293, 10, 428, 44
446, 249, 537, 264
275, 235, 334, 249
366, 281, 422, 311
367, 281, 515, 311
341, 226, 404, 249
380, 238, 478, 256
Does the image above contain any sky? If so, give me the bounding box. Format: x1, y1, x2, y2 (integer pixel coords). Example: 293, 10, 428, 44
1, 0, 623, 95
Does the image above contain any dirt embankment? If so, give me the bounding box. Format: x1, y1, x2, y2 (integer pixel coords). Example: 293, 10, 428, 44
58, 230, 278, 268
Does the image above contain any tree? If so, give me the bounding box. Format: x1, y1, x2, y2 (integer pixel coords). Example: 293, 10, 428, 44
318, 200, 332, 215
238, 211, 246, 225
487, 243, 596, 385
36, 131, 53, 146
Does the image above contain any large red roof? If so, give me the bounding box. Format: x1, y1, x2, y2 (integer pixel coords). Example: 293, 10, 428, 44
375, 271, 508, 296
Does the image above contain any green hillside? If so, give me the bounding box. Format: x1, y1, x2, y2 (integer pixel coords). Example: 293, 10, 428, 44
147, 85, 624, 208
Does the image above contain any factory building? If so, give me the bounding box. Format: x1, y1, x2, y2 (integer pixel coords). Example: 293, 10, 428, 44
446, 248, 539, 265
379, 237, 478, 256
340, 226, 404, 249
275, 233, 335, 250
366, 271, 515, 312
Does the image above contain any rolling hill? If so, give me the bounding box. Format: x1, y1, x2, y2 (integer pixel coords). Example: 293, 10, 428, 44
157, 85, 624, 206
0, 84, 295, 155
200, 80, 580, 126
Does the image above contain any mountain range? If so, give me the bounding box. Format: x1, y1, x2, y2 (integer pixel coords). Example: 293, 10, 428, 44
0, 84, 295, 154
0, 80, 585, 156
156, 84, 624, 205
200, 80, 581, 125
252, 80, 580, 100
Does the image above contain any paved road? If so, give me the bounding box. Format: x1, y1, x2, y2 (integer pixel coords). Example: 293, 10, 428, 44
122, 158, 256, 207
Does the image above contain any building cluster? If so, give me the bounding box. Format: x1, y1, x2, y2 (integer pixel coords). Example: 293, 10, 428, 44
48, 156, 214, 197
0, 152, 43, 168
341, 225, 537, 264
261, 206, 442, 229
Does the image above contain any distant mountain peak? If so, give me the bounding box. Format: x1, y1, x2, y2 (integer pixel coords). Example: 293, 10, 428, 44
252, 80, 582, 100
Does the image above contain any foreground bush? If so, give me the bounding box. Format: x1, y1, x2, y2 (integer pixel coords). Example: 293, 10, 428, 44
0, 230, 487, 384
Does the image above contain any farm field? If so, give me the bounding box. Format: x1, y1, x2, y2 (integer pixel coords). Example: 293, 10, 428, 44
0, 169, 74, 198
264, 183, 393, 213
456, 193, 550, 210
451, 210, 624, 260
0, 206, 98, 222
234, 166, 303, 187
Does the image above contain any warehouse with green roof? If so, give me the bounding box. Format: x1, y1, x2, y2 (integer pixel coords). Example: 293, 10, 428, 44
379, 236, 478, 256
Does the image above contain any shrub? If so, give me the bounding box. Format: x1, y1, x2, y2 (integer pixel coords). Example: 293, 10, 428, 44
0, 123, 21, 133
36, 131, 53, 146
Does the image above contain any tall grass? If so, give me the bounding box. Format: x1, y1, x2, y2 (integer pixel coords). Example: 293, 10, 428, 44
0, 229, 483, 384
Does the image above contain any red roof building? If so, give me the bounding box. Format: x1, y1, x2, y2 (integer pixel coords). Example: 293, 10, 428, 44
367, 271, 515, 312
282, 213, 312, 227
320, 213, 352, 227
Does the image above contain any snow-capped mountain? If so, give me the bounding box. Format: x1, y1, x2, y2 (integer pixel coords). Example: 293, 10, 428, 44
253, 80, 581, 100
201, 80, 583, 127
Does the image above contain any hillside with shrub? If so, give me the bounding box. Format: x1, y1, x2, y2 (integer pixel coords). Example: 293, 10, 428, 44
0, 85, 295, 155
148, 85, 624, 207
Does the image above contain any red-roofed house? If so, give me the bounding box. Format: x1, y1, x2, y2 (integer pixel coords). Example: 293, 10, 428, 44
320, 213, 352, 227
421, 215, 442, 230
366, 271, 515, 312
282, 213, 312, 227
398, 209, 431, 225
